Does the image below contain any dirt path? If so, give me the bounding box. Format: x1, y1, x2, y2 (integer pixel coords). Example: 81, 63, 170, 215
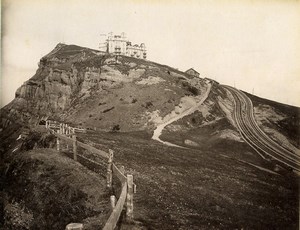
152, 83, 212, 146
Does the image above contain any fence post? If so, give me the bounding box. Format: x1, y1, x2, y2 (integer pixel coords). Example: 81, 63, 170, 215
72, 134, 77, 161
110, 195, 116, 209
56, 129, 60, 152
66, 125, 69, 150
126, 174, 134, 222
65, 223, 83, 230
120, 166, 125, 175
107, 149, 114, 189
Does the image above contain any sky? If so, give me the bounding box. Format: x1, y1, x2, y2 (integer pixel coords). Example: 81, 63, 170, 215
1, 0, 300, 107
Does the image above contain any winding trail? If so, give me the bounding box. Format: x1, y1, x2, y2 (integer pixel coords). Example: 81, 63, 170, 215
152, 83, 212, 147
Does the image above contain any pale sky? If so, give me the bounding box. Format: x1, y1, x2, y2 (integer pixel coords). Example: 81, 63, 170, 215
1, 0, 300, 107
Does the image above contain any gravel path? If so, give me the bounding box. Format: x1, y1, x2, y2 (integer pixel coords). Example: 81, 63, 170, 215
152, 83, 212, 146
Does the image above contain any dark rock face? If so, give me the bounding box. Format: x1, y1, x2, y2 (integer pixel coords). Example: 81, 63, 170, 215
4, 43, 297, 137
1, 43, 207, 131
1, 44, 117, 127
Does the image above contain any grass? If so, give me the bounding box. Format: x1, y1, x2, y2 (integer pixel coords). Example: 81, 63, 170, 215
2, 43, 299, 229
77, 129, 299, 229
2, 148, 110, 229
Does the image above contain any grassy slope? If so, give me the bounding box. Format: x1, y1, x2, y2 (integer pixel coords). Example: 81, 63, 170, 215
72, 84, 298, 229
64, 55, 203, 132
1, 44, 299, 229
78, 130, 299, 230
2, 146, 110, 229
1, 44, 203, 132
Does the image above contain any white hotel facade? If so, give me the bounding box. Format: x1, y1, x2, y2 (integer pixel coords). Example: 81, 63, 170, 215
100, 32, 147, 59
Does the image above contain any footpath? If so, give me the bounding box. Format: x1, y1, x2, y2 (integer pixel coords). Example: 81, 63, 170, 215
152, 83, 212, 147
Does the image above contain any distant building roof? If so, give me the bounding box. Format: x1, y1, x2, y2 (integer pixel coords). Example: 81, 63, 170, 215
185, 68, 200, 75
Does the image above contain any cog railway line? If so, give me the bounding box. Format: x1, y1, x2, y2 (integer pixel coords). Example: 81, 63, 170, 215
223, 85, 300, 173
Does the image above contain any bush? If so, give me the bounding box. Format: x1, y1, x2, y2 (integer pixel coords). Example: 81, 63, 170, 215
111, 125, 120, 132
39, 134, 56, 148
143, 101, 153, 109
21, 132, 41, 151
181, 81, 199, 95
39, 120, 46, 125
4, 201, 33, 230
21, 131, 56, 151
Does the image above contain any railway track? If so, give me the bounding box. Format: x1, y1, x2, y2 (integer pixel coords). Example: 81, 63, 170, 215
222, 85, 300, 172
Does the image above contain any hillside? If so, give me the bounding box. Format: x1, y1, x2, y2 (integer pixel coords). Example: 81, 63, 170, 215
246, 92, 300, 149
1, 44, 299, 229
1, 43, 206, 132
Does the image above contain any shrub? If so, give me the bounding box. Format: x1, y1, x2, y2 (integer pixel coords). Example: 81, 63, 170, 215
39, 120, 46, 125
111, 124, 120, 132
39, 134, 56, 148
98, 102, 106, 106
21, 132, 41, 151
21, 131, 56, 150
4, 201, 33, 229
143, 101, 153, 109
181, 81, 199, 95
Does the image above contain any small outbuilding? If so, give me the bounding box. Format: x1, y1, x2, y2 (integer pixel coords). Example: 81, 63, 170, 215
185, 68, 200, 78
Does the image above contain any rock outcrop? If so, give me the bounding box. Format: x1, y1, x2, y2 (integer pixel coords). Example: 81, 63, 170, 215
1, 44, 209, 132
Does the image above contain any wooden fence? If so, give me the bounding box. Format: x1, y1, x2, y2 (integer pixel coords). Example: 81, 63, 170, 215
46, 121, 135, 230
46, 120, 87, 133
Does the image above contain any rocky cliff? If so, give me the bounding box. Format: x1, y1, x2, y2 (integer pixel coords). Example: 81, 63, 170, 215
1, 43, 214, 132
2, 43, 299, 148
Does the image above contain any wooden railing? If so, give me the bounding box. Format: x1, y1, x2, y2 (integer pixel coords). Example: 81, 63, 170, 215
45, 120, 87, 133
46, 121, 135, 230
